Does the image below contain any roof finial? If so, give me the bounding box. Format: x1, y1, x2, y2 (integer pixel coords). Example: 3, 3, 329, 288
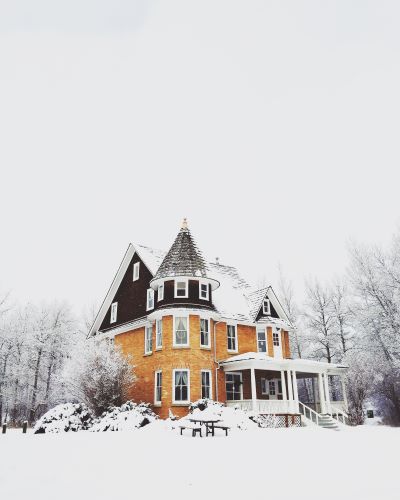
181, 217, 188, 230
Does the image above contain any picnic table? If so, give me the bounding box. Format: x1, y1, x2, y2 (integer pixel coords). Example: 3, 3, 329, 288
188, 418, 221, 437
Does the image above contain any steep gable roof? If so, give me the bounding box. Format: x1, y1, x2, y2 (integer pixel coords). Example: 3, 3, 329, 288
153, 220, 208, 280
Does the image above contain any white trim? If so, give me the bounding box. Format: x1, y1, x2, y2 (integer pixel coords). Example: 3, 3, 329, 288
201, 369, 212, 399
172, 368, 190, 404
174, 279, 189, 299
144, 324, 153, 355
173, 314, 190, 347
156, 319, 163, 349
133, 262, 140, 281
157, 283, 164, 302
227, 324, 238, 353
146, 288, 155, 311
148, 307, 217, 322
199, 281, 209, 301
110, 302, 118, 324
200, 317, 211, 348
154, 370, 162, 405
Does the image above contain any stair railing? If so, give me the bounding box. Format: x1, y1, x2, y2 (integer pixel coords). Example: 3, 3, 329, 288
330, 405, 348, 425
298, 401, 321, 426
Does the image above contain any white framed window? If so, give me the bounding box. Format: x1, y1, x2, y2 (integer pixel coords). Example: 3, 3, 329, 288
173, 369, 190, 403
227, 324, 238, 352
261, 378, 269, 395
174, 316, 189, 347
133, 262, 140, 281
273, 330, 280, 347
146, 288, 155, 311
263, 298, 271, 315
201, 370, 212, 399
200, 318, 210, 348
110, 302, 118, 323
175, 280, 188, 298
225, 372, 243, 401
257, 328, 267, 353
199, 282, 209, 300
157, 284, 164, 301
145, 325, 152, 354
156, 319, 163, 349
269, 380, 276, 396
154, 371, 162, 404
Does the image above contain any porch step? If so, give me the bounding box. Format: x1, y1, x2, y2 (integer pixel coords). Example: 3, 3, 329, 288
317, 415, 339, 430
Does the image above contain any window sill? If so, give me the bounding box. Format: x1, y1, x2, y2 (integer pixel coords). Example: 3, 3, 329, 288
143, 352, 153, 357
200, 346, 211, 350
153, 402, 162, 407
172, 345, 190, 349
172, 402, 190, 407
227, 350, 239, 354
155, 347, 162, 351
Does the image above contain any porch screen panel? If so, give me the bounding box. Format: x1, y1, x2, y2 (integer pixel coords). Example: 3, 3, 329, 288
226, 373, 241, 400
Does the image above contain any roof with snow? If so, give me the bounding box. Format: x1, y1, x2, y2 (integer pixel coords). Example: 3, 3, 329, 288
153, 220, 209, 280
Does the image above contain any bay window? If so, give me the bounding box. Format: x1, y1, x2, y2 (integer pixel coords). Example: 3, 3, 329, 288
200, 318, 210, 348
173, 369, 190, 403
146, 288, 155, 311
145, 325, 152, 354
156, 319, 163, 349
174, 316, 189, 346
154, 371, 162, 404
175, 280, 188, 298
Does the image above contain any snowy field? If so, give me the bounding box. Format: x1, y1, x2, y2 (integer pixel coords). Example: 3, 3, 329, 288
0, 425, 398, 500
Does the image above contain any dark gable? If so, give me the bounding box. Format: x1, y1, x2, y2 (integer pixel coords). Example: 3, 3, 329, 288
255, 298, 280, 322
100, 253, 153, 331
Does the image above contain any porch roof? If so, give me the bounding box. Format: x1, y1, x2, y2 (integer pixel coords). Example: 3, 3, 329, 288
219, 352, 347, 375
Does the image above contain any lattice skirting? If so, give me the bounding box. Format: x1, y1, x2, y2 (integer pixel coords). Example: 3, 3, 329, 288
256, 414, 302, 428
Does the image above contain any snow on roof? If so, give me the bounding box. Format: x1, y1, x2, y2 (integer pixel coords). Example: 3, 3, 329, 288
246, 287, 268, 320
134, 244, 166, 275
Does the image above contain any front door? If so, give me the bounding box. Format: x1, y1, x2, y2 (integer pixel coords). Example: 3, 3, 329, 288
273, 327, 283, 359
225, 372, 243, 400
267, 379, 283, 400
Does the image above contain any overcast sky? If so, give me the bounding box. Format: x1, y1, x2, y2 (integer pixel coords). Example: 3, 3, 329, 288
1, 1, 400, 313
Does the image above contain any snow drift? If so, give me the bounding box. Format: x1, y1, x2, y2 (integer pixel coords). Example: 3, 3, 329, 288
90, 401, 158, 432
33, 403, 94, 434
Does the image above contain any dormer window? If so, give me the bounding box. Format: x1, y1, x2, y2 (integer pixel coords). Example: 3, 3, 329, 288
263, 298, 271, 315
133, 262, 140, 281
199, 282, 209, 300
157, 284, 164, 301
147, 288, 155, 310
175, 280, 188, 298
110, 302, 118, 323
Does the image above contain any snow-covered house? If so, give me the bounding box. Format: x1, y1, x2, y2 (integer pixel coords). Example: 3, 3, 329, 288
89, 220, 348, 426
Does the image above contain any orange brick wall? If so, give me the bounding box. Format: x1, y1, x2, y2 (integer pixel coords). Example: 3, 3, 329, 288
115, 315, 291, 418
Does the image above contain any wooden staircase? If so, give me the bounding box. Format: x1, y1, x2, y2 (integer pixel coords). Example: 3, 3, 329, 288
298, 402, 347, 429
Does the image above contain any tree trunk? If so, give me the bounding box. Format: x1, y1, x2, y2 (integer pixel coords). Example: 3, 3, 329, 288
29, 348, 43, 424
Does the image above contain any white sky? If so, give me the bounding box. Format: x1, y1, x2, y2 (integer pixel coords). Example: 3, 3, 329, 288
1, 1, 400, 313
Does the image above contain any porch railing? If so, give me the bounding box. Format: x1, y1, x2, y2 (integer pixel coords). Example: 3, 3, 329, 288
330, 404, 348, 425
298, 401, 320, 426
226, 400, 293, 414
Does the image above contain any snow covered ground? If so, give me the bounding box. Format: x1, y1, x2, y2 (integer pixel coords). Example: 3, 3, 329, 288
0, 425, 398, 500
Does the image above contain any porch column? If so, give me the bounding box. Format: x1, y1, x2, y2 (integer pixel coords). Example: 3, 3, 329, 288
292, 371, 299, 413
250, 367, 257, 412
287, 370, 294, 413
280, 370, 287, 407
323, 373, 332, 414
318, 373, 326, 414
341, 375, 348, 412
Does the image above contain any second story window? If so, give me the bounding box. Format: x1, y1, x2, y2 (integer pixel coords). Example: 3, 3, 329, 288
200, 318, 210, 348
263, 298, 271, 315
156, 319, 163, 349
227, 324, 237, 352
110, 302, 118, 323
175, 280, 188, 298
174, 316, 189, 346
257, 328, 267, 353
145, 325, 152, 354
273, 330, 280, 347
199, 282, 209, 300
133, 262, 140, 281
157, 284, 164, 301
147, 288, 155, 311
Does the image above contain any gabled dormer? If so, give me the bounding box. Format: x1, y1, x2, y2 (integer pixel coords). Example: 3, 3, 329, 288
247, 286, 292, 325
149, 219, 219, 312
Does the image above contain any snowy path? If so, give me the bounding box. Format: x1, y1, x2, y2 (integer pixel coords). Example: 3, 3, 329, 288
0, 425, 398, 500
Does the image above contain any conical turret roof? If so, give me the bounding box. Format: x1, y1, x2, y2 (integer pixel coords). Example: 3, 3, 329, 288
153, 219, 208, 279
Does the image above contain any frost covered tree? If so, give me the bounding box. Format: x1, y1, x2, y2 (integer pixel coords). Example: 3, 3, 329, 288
64, 339, 136, 417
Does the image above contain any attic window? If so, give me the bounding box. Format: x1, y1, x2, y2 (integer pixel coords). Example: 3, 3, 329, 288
263, 298, 271, 315
147, 288, 155, 311
199, 282, 209, 300
110, 302, 118, 323
175, 280, 188, 298
133, 262, 140, 281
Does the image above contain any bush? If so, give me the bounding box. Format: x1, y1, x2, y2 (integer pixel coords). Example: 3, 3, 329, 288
90, 401, 157, 432
33, 403, 93, 434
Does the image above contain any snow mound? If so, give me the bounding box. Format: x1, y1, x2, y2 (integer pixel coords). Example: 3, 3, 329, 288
90, 401, 158, 432
33, 403, 94, 434
181, 399, 258, 431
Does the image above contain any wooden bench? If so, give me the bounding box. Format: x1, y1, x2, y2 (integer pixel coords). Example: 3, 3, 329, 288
212, 425, 230, 436
179, 425, 202, 437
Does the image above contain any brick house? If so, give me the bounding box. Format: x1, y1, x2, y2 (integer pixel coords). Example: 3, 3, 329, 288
89, 220, 348, 426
